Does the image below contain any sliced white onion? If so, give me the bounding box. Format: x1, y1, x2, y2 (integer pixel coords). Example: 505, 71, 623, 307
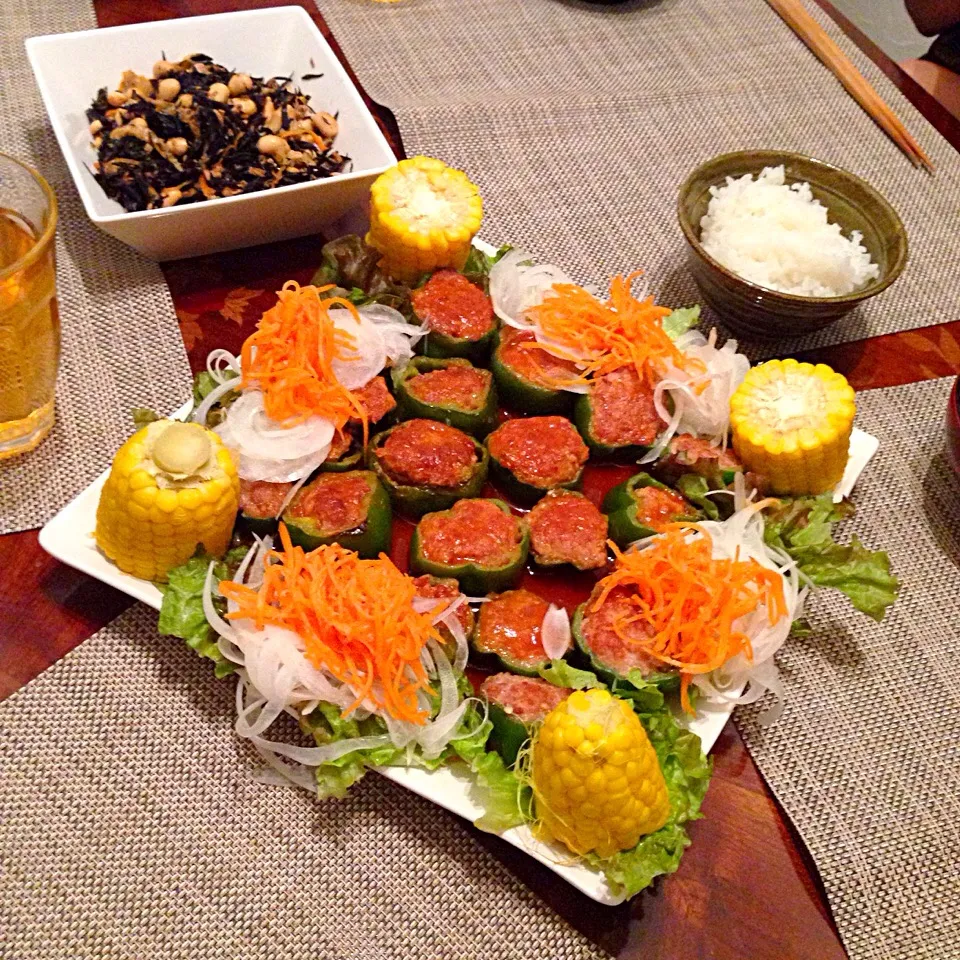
411, 595, 446, 615
202, 561, 241, 644
273, 458, 328, 516
445, 616, 469, 673
437, 601, 470, 673
428, 639, 458, 720
359, 303, 426, 366
641, 328, 749, 462
640, 379, 685, 464
412, 592, 471, 672
192, 377, 240, 426
234, 448, 330, 484
206, 348, 242, 381
229, 535, 271, 599
250, 742, 319, 792
414, 701, 471, 760
327, 304, 426, 391
235, 694, 285, 739
249, 731, 393, 765
540, 604, 573, 660
216, 390, 334, 482
218, 390, 335, 461
328, 305, 388, 390
489, 249, 573, 328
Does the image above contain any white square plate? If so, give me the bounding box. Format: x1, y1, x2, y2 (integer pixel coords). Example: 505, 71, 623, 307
36, 248, 879, 902
25, 7, 396, 260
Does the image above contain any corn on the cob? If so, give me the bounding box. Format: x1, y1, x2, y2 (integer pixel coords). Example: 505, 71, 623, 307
729, 359, 856, 496
366, 156, 483, 282
95, 420, 239, 582
531, 689, 670, 859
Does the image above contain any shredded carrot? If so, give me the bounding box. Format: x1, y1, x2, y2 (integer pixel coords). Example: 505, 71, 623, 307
240, 282, 370, 440
594, 530, 787, 713
220, 526, 440, 723
522, 271, 698, 388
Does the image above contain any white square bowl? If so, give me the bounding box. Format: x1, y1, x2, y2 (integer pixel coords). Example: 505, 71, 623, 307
25, 7, 396, 261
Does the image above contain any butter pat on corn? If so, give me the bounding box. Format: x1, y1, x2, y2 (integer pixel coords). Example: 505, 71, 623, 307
531, 689, 670, 859
95, 420, 239, 582
730, 359, 856, 496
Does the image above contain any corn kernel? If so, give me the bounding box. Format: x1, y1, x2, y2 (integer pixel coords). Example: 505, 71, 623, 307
532, 689, 670, 859
366, 156, 483, 283
730, 359, 855, 495
95, 421, 239, 583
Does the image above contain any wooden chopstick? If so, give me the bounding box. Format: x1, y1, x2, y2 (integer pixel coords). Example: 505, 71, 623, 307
764, 0, 934, 173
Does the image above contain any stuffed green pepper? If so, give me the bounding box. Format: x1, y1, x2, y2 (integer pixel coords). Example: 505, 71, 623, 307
486, 415, 588, 506
392, 357, 497, 437
602, 472, 698, 546
574, 366, 664, 459
282, 470, 392, 559
409, 498, 529, 595
411, 269, 499, 363
367, 419, 488, 518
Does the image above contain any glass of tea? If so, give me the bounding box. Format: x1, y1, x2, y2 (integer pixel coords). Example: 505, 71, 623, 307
0, 153, 59, 459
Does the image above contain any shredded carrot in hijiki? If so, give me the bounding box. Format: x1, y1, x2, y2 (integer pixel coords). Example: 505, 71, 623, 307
240, 282, 369, 439
220, 526, 439, 723
522, 272, 698, 389
594, 530, 787, 713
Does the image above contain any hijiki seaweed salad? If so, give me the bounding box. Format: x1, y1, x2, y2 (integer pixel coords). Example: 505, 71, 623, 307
87, 54, 349, 211
94, 156, 899, 899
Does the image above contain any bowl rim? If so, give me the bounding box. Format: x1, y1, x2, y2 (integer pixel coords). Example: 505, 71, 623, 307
676, 149, 908, 305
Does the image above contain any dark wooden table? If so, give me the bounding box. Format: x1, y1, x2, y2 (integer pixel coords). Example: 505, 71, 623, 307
4, 2, 960, 957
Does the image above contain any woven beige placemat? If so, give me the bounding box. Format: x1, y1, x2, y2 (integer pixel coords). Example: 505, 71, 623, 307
315, 0, 960, 358
0, 0, 191, 534
0, 604, 610, 960
735, 376, 960, 960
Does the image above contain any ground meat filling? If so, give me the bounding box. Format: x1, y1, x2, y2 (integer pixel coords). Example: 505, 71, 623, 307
580, 583, 663, 677
528, 490, 608, 570
487, 416, 588, 487
418, 499, 523, 568
654, 433, 743, 486
327, 429, 356, 463
288, 473, 372, 535
378, 419, 478, 488
480, 673, 571, 723
239, 479, 293, 519
634, 485, 691, 530
589, 367, 663, 446
406, 366, 491, 411
411, 270, 496, 341
350, 375, 397, 425
412, 575, 474, 637
498, 328, 580, 388
476, 589, 551, 668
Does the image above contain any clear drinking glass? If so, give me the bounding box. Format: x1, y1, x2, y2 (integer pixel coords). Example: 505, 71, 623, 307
0, 153, 59, 459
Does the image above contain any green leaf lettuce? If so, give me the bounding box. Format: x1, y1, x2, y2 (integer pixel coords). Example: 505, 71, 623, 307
460, 244, 512, 291
763, 494, 899, 620
538, 660, 604, 690
158, 548, 248, 678
661, 305, 701, 340
451, 715, 529, 833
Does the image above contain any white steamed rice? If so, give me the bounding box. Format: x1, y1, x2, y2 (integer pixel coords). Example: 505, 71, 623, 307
698, 165, 880, 298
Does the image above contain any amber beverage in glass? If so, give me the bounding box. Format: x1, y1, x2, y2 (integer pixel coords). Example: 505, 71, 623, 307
0, 154, 59, 459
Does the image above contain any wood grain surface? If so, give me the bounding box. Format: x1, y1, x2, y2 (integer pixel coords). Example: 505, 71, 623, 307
4, 2, 959, 957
